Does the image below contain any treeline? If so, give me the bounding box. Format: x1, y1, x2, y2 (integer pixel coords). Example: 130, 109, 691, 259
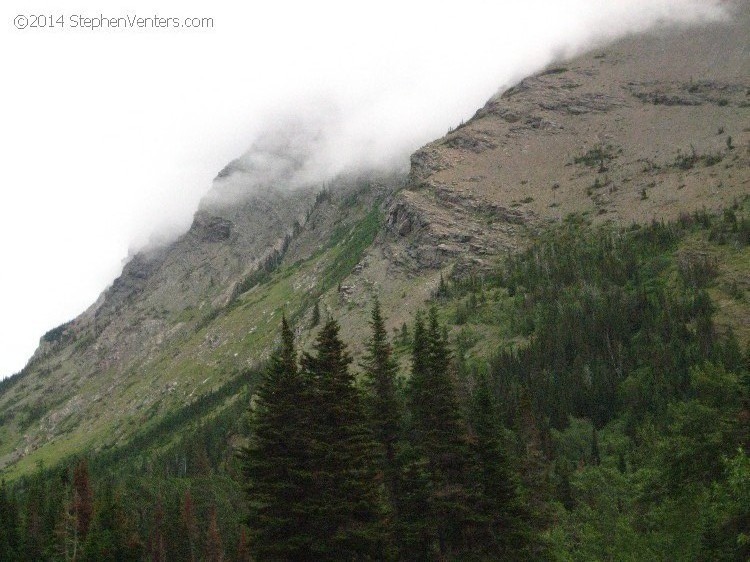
1, 205, 749, 560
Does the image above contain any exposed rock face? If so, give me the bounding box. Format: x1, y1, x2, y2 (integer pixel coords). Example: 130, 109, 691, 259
383, 7, 749, 273
192, 213, 233, 243
1, 6, 748, 474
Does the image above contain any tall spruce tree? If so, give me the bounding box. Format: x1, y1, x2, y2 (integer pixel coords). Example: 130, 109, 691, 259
0, 480, 21, 562
408, 307, 479, 557
361, 299, 403, 495
393, 449, 436, 561
240, 316, 315, 560
471, 373, 530, 559
300, 318, 387, 560
73, 459, 94, 543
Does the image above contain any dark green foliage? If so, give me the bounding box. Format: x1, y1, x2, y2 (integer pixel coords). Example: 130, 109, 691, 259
408, 308, 480, 558
574, 144, 619, 170
81, 479, 142, 561
470, 374, 530, 559
41, 321, 73, 344
398, 322, 410, 347
320, 208, 381, 292
299, 318, 388, 559
392, 449, 436, 560
0, 481, 21, 561
654, 363, 746, 492
361, 300, 403, 498
4, 202, 749, 562
672, 145, 727, 170
239, 316, 317, 560
492, 218, 723, 429
699, 448, 750, 561
231, 233, 294, 302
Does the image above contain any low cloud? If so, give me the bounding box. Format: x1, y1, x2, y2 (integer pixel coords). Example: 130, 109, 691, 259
191, 0, 731, 212
0, 0, 733, 377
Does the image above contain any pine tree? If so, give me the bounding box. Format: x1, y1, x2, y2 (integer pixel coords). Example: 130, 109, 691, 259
361, 298, 404, 558
179, 490, 198, 562
240, 316, 315, 560
0, 480, 21, 562
362, 299, 403, 492
400, 322, 410, 347
408, 307, 478, 557
21, 478, 45, 561
393, 449, 436, 560
81, 480, 142, 562
591, 427, 601, 466
517, 388, 553, 558
205, 506, 224, 562
73, 459, 94, 542
236, 527, 251, 562
147, 495, 166, 562
300, 317, 387, 560
471, 373, 530, 559
311, 300, 321, 328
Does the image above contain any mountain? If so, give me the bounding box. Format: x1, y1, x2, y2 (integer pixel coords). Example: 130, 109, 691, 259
1, 5, 748, 479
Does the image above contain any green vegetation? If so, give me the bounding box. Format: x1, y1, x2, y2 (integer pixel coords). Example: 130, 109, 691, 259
320, 207, 381, 292
1, 203, 748, 560
672, 145, 728, 170
574, 144, 620, 172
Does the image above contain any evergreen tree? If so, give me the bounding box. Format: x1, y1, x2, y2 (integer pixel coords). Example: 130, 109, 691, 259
205, 506, 223, 562
236, 527, 251, 562
399, 322, 410, 347
361, 298, 403, 495
361, 298, 404, 558
517, 388, 553, 557
178, 489, 198, 562
471, 373, 530, 559
0, 480, 21, 562
392, 450, 436, 561
240, 316, 315, 560
21, 477, 45, 561
408, 307, 478, 557
81, 479, 142, 562
591, 427, 601, 466
73, 459, 94, 542
311, 300, 321, 328
147, 496, 166, 562
300, 317, 387, 560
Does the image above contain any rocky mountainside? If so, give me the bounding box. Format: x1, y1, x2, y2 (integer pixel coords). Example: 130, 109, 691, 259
1, 6, 748, 477
385, 7, 749, 271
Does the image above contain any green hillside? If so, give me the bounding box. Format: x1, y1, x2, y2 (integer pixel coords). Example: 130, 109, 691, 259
1, 199, 748, 560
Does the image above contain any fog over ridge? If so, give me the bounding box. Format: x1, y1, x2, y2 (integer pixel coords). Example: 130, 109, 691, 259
189, 0, 732, 213
0, 0, 733, 378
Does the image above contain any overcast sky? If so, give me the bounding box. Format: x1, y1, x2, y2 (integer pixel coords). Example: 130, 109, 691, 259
0, 0, 728, 378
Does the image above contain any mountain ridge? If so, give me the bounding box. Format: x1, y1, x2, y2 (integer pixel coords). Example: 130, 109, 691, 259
1, 9, 748, 477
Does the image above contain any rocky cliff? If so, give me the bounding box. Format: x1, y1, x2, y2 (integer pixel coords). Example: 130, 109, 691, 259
1, 6, 747, 476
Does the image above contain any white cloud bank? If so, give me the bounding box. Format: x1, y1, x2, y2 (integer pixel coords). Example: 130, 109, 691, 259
0, 0, 730, 377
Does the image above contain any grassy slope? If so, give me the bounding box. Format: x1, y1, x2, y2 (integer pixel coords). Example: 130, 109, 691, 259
0, 199, 388, 479
7, 196, 748, 482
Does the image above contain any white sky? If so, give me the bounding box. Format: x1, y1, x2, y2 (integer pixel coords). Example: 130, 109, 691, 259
0, 0, 728, 378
